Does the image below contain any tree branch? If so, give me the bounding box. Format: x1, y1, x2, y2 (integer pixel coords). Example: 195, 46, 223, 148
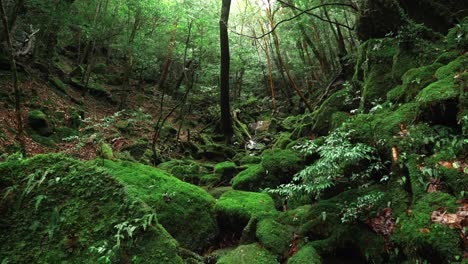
228, 2, 356, 39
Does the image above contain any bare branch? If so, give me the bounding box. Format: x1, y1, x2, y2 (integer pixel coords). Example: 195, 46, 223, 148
228, 2, 357, 39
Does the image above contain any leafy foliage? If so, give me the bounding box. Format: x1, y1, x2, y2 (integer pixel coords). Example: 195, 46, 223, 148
270, 127, 385, 198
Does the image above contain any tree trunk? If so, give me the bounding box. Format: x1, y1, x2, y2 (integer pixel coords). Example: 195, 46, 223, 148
219, 0, 233, 142
0, 0, 26, 156
258, 20, 276, 110
157, 20, 178, 91
266, 7, 314, 112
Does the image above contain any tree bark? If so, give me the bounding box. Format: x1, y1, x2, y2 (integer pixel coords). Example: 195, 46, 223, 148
157, 20, 178, 91
219, 0, 233, 142
0, 0, 26, 156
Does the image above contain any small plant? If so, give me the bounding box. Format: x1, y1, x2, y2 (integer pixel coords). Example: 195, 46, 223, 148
341, 192, 384, 223
270, 127, 385, 199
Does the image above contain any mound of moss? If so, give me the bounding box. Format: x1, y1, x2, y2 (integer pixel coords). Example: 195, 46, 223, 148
231, 164, 266, 191
157, 159, 207, 184
261, 150, 302, 179
256, 219, 291, 256
287, 244, 321, 264
215, 190, 277, 234
214, 161, 238, 183
0, 154, 183, 263
232, 150, 302, 192
100, 160, 218, 252
27, 110, 53, 136
392, 192, 463, 263
217, 244, 279, 264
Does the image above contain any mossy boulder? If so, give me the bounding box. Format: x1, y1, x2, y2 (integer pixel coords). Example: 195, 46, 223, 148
158, 159, 207, 184
398, 63, 442, 102
261, 149, 303, 177
232, 150, 302, 192
100, 160, 218, 252
287, 244, 321, 264
120, 140, 150, 161
392, 192, 463, 263
0, 154, 183, 263
217, 244, 279, 264
434, 54, 468, 80
215, 190, 277, 234
232, 164, 267, 191
355, 38, 399, 110
214, 161, 238, 182
272, 132, 293, 149
256, 218, 292, 256
27, 110, 53, 136
197, 143, 236, 161
240, 155, 262, 165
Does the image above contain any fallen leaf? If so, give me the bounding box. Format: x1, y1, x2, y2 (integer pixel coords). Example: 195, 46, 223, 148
419, 228, 430, 233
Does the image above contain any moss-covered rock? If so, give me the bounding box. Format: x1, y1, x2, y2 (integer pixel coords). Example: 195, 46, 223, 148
232, 150, 303, 192
0, 154, 183, 263
256, 218, 292, 256
232, 164, 267, 191
355, 38, 399, 110
240, 155, 262, 165
27, 110, 53, 136
287, 244, 321, 264
214, 161, 238, 182
100, 160, 218, 252
272, 132, 293, 149
217, 244, 279, 264
158, 159, 207, 184
392, 192, 463, 263
261, 149, 302, 177
399, 63, 442, 102
215, 190, 277, 234
435, 54, 468, 80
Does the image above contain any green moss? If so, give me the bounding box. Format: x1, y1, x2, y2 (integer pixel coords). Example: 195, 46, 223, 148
214, 161, 237, 182
345, 102, 419, 148
256, 219, 291, 256
50, 77, 67, 93
272, 132, 293, 149
287, 244, 321, 264
231, 150, 302, 192
400, 63, 442, 101
387, 85, 405, 103
98, 142, 114, 160
308, 89, 351, 135
158, 160, 206, 184
435, 54, 468, 80
231, 164, 266, 191
99, 160, 218, 252
27, 110, 53, 137
330, 112, 350, 131
200, 174, 221, 186
392, 192, 462, 262
215, 190, 277, 233
435, 51, 461, 64
358, 38, 399, 110
0, 154, 183, 263
217, 244, 279, 264
261, 149, 302, 177
416, 78, 459, 105
240, 155, 262, 165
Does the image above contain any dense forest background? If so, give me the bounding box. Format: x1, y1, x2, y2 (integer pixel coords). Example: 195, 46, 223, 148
0, 0, 467, 263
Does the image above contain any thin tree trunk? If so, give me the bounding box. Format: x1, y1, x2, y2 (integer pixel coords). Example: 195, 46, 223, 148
219, 0, 233, 142
0, 0, 26, 156
157, 20, 178, 91
119, 12, 141, 109
266, 7, 313, 112
258, 20, 276, 110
